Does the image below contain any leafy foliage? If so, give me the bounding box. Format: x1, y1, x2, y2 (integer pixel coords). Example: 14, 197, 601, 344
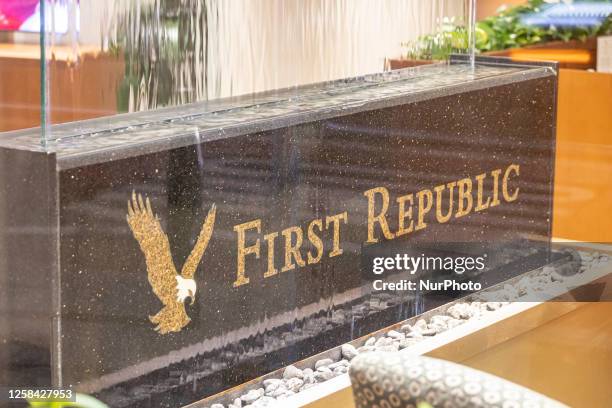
402, 0, 612, 60
401, 18, 471, 60
478, 0, 611, 51
28, 393, 108, 408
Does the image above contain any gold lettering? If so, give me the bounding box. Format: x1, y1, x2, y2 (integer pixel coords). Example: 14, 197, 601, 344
503, 164, 520, 202
233, 220, 261, 287
434, 182, 456, 223
396, 194, 414, 236
455, 178, 473, 218
326, 212, 348, 257
415, 189, 433, 231
307, 219, 324, 264
364, 187, 395, 243
263, 232, 278, 278
281, 226, 306, 272
490, 169, 502, 207
475, 173, 491, 211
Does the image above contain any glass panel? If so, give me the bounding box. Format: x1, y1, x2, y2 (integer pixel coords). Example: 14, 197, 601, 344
2, 1, 581, 406
0, 1, 43, 134
39, 0, 476, 143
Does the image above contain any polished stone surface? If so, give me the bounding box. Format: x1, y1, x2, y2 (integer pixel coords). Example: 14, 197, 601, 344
0, 60, 558, 407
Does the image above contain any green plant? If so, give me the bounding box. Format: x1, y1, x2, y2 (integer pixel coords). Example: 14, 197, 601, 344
28, 393, 108, 408
401, 17, 471, 60
402, 0, 612, 60
477, 0, 611, 52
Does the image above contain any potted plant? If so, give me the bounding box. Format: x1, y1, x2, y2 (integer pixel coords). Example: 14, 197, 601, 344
389, 0, 612, 70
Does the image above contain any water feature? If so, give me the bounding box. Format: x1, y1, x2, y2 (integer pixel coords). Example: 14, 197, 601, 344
0, 56, 558, 406
0, 2, 550, 407
39, 0, 475, 140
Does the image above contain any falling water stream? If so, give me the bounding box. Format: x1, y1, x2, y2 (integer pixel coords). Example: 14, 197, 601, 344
41, 0, 477, 123
468, 0, 477, 69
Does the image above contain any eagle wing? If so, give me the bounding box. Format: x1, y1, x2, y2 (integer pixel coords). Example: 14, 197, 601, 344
180, 204, 216, 280
126, 192, 178, 305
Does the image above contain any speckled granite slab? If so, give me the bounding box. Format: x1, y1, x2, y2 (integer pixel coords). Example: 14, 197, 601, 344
0, 58, 558, 407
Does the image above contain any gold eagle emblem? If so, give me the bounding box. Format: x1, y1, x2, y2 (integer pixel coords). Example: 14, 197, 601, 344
126, 192, 216, 334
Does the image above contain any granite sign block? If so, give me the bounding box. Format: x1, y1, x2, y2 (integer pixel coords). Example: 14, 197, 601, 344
0, 59, 558, 407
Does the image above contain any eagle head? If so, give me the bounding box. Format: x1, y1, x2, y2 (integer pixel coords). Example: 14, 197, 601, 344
176, 275, 197, 305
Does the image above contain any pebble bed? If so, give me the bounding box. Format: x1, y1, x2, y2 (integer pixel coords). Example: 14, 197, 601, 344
209, 251, 610, 408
